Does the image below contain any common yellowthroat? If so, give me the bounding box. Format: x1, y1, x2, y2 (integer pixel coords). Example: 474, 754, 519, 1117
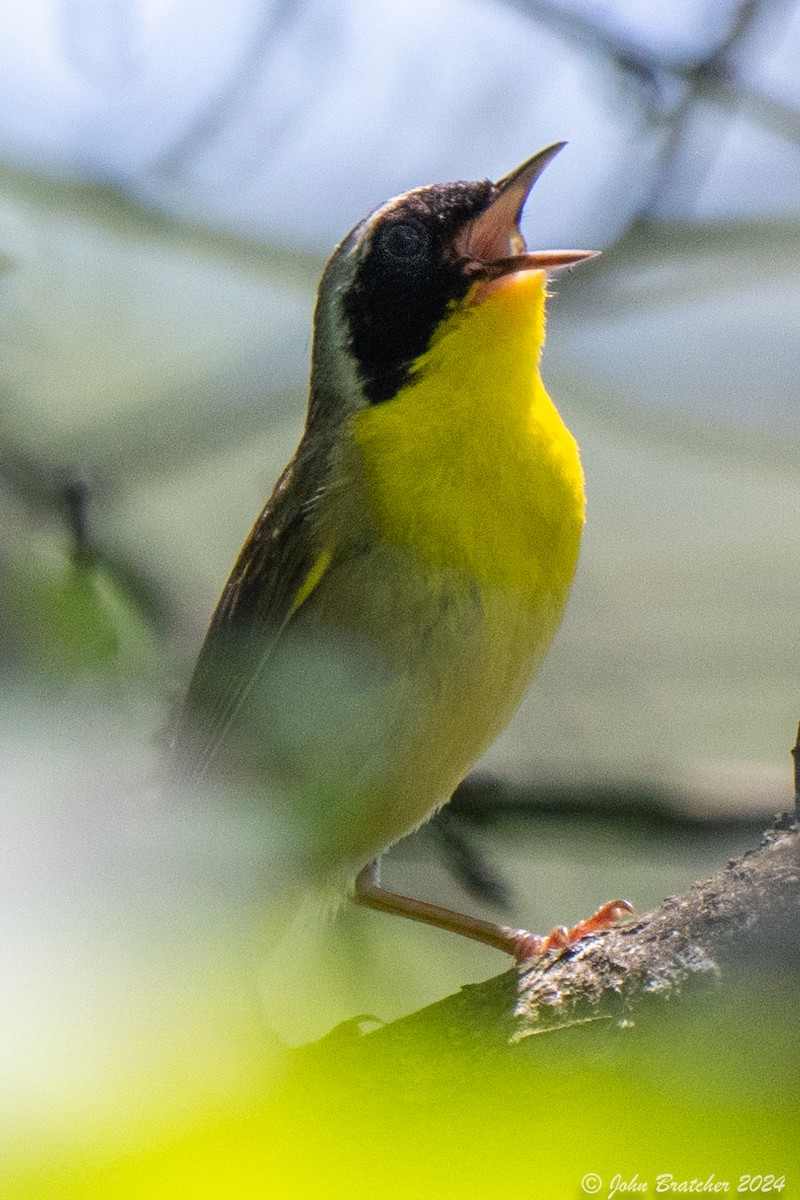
172, 143, 630, 959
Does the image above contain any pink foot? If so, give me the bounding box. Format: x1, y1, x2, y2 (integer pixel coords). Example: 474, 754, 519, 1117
508, 899, 635, 962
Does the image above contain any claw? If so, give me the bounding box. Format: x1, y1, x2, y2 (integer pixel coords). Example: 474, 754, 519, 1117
565, 899, 635, 943
513, 899, 635, 964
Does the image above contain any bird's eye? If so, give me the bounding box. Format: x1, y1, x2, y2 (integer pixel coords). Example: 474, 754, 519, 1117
376, 219, 429, 263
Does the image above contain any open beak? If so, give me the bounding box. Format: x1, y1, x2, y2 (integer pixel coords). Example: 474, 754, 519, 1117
458, 142, 599, 281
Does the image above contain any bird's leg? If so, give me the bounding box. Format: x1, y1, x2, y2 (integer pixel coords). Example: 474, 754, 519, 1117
353, 859, 633, 963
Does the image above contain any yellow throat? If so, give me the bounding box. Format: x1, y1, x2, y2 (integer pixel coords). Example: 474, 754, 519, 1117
349, 269, 585, 607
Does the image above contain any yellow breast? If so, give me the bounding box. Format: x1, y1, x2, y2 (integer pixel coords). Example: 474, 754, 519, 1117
348, 270, 585, 610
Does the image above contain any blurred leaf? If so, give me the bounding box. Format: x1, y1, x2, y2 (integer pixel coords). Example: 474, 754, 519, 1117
1, 534, 165, 689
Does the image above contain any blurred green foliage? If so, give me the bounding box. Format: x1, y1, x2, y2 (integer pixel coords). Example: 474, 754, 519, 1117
1, 970, 795, 1199
0, 475, 170, 698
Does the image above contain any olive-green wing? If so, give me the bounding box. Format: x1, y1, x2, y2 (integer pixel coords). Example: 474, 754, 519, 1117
170, 442, 327, 790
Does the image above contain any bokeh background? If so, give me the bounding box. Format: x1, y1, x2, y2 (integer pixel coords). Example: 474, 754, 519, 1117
1, 0, 798, 1193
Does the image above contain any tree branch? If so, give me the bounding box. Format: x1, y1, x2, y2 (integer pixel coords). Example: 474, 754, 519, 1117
514, 813, 799, 1037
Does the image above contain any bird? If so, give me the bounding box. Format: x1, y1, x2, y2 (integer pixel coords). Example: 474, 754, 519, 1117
171, 142, 631, 962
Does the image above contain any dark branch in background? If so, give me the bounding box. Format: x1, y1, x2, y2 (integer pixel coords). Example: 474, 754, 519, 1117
497, 0, 800, 224
62, 474, 94, 569
425, 805, 512, 908
447, 772, 772, 833
504, 0, 765, 81
426, 768, 776, 912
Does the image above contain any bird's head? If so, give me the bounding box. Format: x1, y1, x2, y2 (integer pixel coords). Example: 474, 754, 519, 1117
310, 142, 596, 420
